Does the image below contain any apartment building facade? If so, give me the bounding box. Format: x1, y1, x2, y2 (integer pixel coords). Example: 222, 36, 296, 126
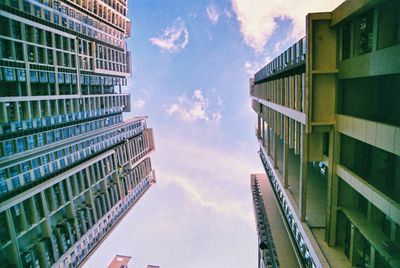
0, 0, 156, 267
250, 0, 400, 267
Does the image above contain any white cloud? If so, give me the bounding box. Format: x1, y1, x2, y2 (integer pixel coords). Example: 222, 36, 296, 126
231, 0, 343, 53
224, 8, 232, 19
166, 89, 222, 123
132, 99, 145, 110
244, 54, 271, 76
150, 18, 189, 53
206, 4, 219, 24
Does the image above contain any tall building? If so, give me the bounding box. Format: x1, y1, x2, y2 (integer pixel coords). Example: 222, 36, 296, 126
0, 0, 156, 267
108, 255, 131, 268
250, 0, 400, 267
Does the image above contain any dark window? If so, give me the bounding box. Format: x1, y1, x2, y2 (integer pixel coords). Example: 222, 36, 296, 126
359, 10, 374, 54
342, 22, 351, 59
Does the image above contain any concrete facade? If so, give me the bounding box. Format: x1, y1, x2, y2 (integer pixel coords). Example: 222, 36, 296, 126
250, 0, 400, 267
0, 0, 156, 267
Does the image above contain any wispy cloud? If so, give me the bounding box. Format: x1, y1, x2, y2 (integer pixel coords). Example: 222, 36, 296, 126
224, 7, 232, 19
231, 0, 343, 53
162, 171, 253, 225
206, 4, 219, 24
150, 18, 189, 53
166, 89, 222, 123
244, 59, 268, 76
132, 99, 145, 110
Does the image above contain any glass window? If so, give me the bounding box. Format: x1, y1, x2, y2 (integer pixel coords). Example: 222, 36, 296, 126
16, 138, 25, 153
4, 140, 14, 156
11, 177, 20, 189
46, 132, 53, 143
49, 72, 55, 83
34, 168, 41, 179
23, 0, 31, 13
30, 71, 38, 83
359, 10, 374, 54
39, 72, 48, 83
27, 135, 35, 150
342, 22, 351, 60
17, 70, 26, 81
54, 14, 59, 24
45, 10, 51, 21
4, 68, 16, 81
34, 5, 41, 18
37, 133, 44, 146
58, 73, 64, 83
0, 170, 8, 194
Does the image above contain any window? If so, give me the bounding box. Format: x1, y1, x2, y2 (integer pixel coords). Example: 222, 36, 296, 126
23, 0, 31, 13
359, 10, 374, 54
54, 14, 59, 24
30, 71, 38, 83
17, 70, 26, 81
0, 170, 8, 194
34, 5, 41, 18
4, 140, 14, 156
4, 68, 16, 81
342, 22, 351, 60
27, 136, 35, 150
16, 138, 25, 153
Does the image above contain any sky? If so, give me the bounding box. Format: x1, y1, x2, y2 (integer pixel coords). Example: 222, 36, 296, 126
83, 0, 343, 267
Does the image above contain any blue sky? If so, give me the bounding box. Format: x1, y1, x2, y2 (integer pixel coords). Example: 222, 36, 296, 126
83, 0, 343, 267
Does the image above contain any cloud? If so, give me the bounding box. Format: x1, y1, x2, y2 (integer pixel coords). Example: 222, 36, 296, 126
150, 18, 189, 53
206, 4, 219, 24
132, 99, 145, 110
166, 89, 222, 123
231, 0, 343, 53
244, 55, 271, 76
224, 8, 232, 19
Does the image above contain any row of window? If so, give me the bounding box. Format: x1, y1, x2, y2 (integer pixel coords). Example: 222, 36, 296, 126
1, 114, 122, 158
0, 121, 144, 195
0, 67, 126, 86
340, 1, 400, 60
7, 0, 127, 48
17, 0, 124, 47
0, 97, 128, 133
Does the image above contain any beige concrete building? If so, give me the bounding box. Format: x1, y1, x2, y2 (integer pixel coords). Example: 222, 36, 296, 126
0, 0, 156, 267
250, 0, 400, 267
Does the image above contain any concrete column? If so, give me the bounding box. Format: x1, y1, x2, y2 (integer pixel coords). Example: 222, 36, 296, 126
299, 124, 308, 221
370, 246, 376, 268
283, 116, 289, 188
262, 118, 265, 146
350, 224, 355, 264
328, 129, 340, 246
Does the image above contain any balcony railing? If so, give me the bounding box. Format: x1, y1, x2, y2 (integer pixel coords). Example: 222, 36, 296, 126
254, 38, 306, 83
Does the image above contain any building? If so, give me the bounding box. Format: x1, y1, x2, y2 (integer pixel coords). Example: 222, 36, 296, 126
0, 0, 156, 267
108, 255, 131, 268
251, 173, 300, 268
250, 0, 400, 267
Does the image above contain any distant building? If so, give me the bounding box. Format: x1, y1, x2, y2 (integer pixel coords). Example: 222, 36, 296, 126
0, 0, 157, 267
108, 255, 132, 268
250, 0, 400, 267
251, 174, 300, 268
147, 265, 160, 268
